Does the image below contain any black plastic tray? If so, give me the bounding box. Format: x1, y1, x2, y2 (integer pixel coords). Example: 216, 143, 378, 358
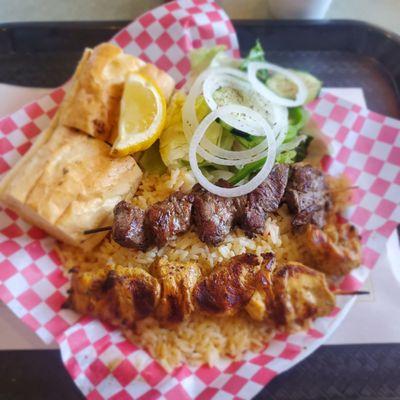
0, 20, 400, 400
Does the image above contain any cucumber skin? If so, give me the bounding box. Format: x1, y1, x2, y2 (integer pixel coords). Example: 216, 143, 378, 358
267, 70, 322, 104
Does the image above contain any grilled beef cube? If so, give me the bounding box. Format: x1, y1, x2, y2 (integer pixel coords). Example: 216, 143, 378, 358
192, 180, 236, 246
112, 201, 148, 250
284, 164, 331, 228
145, 192, 193, 247
237, 164, 290, 236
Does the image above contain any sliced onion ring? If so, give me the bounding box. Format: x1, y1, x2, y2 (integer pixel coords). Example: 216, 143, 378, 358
202, 72, 289, 147
197, 142, 270, 166
189, 105, 277, 197
248, 61, 308, 107
195, 105, 271, 166
203, 74, 267, 137
182, 67, 248, 141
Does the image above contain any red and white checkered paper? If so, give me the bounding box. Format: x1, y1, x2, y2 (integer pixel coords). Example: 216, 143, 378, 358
0, 1, 399, 399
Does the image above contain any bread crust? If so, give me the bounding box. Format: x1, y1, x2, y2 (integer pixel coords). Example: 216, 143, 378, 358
59, 43, 175, 141
0, 125, 142, 250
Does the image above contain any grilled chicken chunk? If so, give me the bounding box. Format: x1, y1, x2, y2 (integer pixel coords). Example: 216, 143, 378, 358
245, 253, 276, 322
68, 265, 160, 328
272, 262, 335, 331
150, 258, 202, 323
145, 192, 194, 247
194, 253, 272, 316
192, 182, 236, 246
284, 164, 331, 228
238, 164, 290, 236
67, 267, 111, 320
301, 223, 362, 276
112, 201, 148, 250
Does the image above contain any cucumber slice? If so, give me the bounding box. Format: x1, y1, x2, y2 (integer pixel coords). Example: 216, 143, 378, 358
267, 70, 322, 104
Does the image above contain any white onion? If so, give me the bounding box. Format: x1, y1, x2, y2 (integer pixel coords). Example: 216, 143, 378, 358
268, 104, 288, 148
248, 61, 308, 107
189, 105, 277, 197
183, 67, 290, 155
202, 71, 289, 145
210, 67, 248, 80
182, 68, 207, 140
201, 134, 269, 160
211, 170, 235, 181
203, 74, 268, 137
197, 142, 270, 166
182, 69, 270, 163
198, 104, 271, 164
182, 67, 247, 141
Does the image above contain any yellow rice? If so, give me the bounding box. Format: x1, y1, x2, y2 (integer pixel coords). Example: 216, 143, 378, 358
57, 167, 327, 371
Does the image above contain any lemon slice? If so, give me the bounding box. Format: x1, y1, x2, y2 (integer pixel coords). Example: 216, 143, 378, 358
112, 73, 167, 156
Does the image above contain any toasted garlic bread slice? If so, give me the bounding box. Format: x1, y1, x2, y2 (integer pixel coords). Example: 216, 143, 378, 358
0, 125, 142, 250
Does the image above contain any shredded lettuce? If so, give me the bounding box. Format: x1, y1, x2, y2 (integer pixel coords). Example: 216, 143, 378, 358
276, 150, 297, 164
210, 51, 242, 69
284, 106, 308, 143
138, 140, 167, 175
195, 96, 224, 147
195, 95, 210, 121
159, 91, 189, 168
294, 135, 313, 162
229, 158, 264, 185
189, 45, 226, 77
220, 128, 235, 150
240, 39, 268, 82
160, 41, 315, 184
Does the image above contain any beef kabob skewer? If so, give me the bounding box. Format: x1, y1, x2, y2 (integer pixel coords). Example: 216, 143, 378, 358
84, 163, 344, 247
83, 163, 290, 247
82, 179, 356, 237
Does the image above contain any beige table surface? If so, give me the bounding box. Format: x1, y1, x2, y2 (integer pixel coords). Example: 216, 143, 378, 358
0, 0, 399, 35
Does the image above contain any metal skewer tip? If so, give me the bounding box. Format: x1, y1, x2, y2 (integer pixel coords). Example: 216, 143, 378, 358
328, 185, 359, 194
334, 290, 370, 296
83, 226, 112, 235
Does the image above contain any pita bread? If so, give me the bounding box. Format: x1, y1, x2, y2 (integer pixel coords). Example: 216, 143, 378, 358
59, 43, 175, 141
0, 125, 142, 250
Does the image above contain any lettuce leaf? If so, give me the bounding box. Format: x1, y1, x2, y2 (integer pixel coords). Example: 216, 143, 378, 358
284, 106, 308, 144
276, 150, 297, 164
240, 39, 268, 82
159, 91, 189, 168
138, 140, 167, 175
189, 45, 226, 77
294, 135, 313, 162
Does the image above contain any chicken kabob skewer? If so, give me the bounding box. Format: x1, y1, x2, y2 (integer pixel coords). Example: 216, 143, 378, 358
66, 252, 364, 334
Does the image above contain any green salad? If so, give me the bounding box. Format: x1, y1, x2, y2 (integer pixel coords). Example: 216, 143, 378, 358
138, 40, 322, 198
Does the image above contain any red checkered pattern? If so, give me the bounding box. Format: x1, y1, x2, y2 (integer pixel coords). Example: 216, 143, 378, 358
0, 1, 399, 399
111, 0, 239, 88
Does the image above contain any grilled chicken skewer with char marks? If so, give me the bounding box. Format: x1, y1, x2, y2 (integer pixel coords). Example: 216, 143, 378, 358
67, 252, 335, 333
